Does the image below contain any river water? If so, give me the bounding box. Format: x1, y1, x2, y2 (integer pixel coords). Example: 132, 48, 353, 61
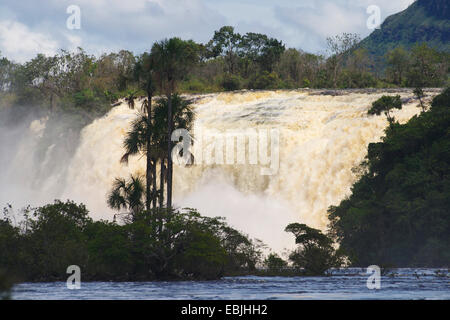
11, 269, 450, 300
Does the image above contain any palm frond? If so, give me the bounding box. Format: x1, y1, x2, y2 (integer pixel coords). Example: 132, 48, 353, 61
107, 178, 128, 211
120, 153, 130, 164
107, 175, 146, 216
125, 90, 138, 109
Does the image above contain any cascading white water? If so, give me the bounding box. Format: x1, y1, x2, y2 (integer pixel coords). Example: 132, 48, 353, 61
0, 89, 439, 253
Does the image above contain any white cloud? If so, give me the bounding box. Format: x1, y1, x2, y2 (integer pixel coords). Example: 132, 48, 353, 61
0, 0, 416, 61
272, 0, 415, 52
0, 19, 59, 62
274, 2, 364, 52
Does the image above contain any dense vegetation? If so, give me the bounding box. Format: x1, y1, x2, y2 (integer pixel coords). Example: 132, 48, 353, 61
0, 49, 132, 126
285, 224, 343, 275
328, 88, 450, 267
0, 201, 264, 281
258, 224, 343, 277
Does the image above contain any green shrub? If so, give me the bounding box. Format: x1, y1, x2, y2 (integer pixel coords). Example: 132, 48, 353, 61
263, 253, 287, 272
250, 71, 281, 90
302, 78, 311, 88
177, 229, 227, 280
25, 200, 91, 281
84, 221, 133, 279
338, 70, 377, 88
285, 223, 343, 275
221, 74, 241, 91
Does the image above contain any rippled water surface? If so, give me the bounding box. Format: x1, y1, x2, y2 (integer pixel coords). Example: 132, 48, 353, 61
11, 269, 450, 300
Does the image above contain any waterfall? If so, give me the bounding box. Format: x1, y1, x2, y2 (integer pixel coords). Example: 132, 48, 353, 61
0, 89, 438, 253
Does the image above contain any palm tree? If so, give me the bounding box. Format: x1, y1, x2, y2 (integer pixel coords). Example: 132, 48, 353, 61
125, 90, 138, 109
153, 93, 195, 173
120, 111, 161, 210
151, 38, 199, 208
119, 94, 195, 209
153, 94, 195, 139
107, 175, 146, 222
133, 53, 157, 210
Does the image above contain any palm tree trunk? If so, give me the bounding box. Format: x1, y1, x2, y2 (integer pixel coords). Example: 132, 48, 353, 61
146, 153, 152, 211
167, 93, 173, 208
152, 158, 157, 209
159, 159, 165, 208
146, 94, 152, 212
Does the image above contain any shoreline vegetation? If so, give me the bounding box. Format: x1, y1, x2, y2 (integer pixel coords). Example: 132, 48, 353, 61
0, 21, 449, 292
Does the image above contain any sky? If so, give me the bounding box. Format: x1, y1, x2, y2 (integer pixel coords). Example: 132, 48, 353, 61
0, 0, 415, 63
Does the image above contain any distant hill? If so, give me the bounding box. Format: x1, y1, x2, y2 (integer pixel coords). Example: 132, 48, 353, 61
360, 0, 449, 62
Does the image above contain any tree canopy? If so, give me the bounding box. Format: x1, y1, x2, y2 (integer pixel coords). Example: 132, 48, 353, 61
329, 88, 450, 267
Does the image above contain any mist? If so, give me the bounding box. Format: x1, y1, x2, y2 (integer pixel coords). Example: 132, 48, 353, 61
0, 107, 81, 211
